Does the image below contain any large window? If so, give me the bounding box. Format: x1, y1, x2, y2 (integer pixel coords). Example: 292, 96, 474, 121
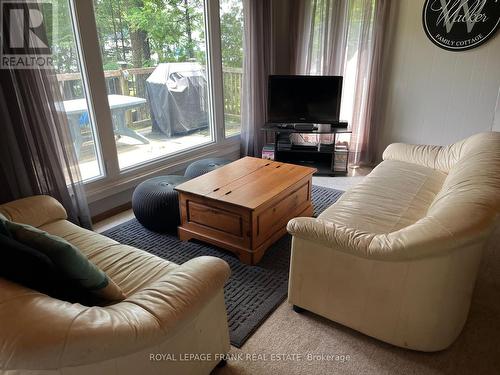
94, 0, 213, 170
220, 0, 243, 137
52, 0, 242, 183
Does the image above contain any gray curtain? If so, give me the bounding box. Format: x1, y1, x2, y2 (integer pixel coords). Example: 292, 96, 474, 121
292, 0, 349, 75
0, 66, 92, 229
291, 0, 391, 166
240, 0, 274, 157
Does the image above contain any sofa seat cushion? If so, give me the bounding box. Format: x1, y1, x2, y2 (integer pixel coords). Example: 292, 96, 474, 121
86, 243, 178, 296
319, 159, 447, 234
40, 220, 178, 296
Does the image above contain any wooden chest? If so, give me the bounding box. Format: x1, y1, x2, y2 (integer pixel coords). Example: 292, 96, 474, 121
175, 157, 316, 265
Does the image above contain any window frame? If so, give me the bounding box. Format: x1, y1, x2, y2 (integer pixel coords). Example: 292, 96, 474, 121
69, 0, 240, 202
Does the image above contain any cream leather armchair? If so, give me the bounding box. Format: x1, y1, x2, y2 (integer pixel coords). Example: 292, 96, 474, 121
287, 132, 500, 351
0, 196, 230, 374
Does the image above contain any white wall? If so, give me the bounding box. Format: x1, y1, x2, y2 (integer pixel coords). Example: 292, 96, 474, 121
494, 87, 500, 131
377, 0, 500, 155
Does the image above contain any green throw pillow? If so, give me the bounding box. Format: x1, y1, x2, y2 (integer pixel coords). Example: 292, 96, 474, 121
0, 233, 91, 304
5, 220, 125, 302
0, 213, 11, 237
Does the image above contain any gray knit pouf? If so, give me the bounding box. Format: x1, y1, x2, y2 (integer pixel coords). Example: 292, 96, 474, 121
184, 158, 231, 178
132, 175, 189, 232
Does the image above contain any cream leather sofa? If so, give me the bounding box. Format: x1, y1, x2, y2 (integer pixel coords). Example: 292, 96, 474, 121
287, 132, 500, 352
0, 196, 230, 374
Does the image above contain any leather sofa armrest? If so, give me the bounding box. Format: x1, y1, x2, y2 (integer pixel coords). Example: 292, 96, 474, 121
288, 216, 494, 261
287, 217, 375, 258
0, 195, 67, 227
0, 256, 231, 370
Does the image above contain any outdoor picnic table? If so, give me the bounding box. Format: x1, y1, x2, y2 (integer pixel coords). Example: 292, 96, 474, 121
63, 94, 149, 157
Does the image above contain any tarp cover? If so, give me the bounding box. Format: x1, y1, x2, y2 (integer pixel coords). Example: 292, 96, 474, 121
146, 62, 209, 137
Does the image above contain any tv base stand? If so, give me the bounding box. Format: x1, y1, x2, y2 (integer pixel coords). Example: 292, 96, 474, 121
262, 123, 351, 176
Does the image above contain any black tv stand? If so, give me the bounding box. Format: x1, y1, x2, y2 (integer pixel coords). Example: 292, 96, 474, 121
274, 121, 348, 130
262, 123, 351, 176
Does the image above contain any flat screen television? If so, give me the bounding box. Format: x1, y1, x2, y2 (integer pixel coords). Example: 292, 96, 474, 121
267, 75, 343, 124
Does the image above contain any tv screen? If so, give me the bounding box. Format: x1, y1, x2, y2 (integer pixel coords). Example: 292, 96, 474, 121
267, 75, 343, 123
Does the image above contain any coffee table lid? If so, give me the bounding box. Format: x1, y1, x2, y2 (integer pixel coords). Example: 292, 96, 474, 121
176, 157, 316, 210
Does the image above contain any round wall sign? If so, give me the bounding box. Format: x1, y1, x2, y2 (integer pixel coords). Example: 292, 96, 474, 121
423, 0, 500, 51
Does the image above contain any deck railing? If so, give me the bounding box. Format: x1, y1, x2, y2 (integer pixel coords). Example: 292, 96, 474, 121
56, 65, 243, 125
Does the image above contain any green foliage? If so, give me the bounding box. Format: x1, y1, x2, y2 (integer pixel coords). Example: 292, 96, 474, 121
94, 0, 212, 67
51, 0, 243, 73
124, 0, 205, 64
220, 0, 243, 68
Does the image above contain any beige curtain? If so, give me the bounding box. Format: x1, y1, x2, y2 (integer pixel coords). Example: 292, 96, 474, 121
292, 0, 391, 165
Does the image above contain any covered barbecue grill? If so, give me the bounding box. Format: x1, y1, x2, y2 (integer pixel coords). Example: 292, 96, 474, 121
146, 62, 209, 137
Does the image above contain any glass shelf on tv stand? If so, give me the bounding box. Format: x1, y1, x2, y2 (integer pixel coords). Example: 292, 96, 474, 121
262, 123, 351, 134
261, 122, 351, 176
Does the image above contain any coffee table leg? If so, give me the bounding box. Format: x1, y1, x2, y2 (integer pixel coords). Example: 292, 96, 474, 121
178, 227, 193, 242
180, 231, 255, 265
238, 251, 253, 265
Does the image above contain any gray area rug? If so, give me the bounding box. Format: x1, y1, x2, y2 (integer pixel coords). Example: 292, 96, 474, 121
102, 185, 343, 347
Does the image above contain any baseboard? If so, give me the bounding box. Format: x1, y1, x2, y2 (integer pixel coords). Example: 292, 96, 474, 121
92, 202, 132, 224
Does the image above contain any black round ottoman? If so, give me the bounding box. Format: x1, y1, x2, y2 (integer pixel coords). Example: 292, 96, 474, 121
132, 175, 189, 232
184, 158, 231, 178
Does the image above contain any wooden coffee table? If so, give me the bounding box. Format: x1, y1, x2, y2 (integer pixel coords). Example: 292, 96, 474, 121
175, 157, 316, 265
